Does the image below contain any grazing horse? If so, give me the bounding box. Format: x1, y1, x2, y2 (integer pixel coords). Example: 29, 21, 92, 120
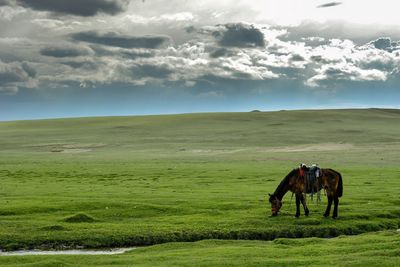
268, 167, 343, 218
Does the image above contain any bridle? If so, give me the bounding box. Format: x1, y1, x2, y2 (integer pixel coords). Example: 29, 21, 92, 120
270, 195, 281, 213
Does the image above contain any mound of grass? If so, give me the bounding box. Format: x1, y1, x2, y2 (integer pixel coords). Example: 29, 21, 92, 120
63, 213, 96, 223
41, 225, 67, 231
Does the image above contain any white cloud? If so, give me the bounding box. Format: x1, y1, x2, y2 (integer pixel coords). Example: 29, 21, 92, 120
0, 5, 25, 21
123, 12, 196, 25
304, 37, 400, 87
32, 19, 74, 31
306, 63, 387, 87
1, 1, 400, 93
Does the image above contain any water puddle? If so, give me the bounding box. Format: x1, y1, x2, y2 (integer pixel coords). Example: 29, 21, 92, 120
0, 247, 135, 256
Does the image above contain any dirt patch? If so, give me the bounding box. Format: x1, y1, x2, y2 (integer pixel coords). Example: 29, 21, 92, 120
60, 149, 92, 153
190, 149, 213, 153
260, 143, 354, 153
182, 144, 353, 155
47, 143, 105, 153
185, 149, 246, 155
62, 144, 105, 149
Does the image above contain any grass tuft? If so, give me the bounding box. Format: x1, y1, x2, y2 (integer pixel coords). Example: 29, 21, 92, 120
63, 213, 96, 223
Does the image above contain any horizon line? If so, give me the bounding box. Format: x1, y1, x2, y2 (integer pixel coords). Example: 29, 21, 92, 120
1, 107, 399, 123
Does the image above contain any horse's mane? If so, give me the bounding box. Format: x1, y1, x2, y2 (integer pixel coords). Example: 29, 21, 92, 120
274, 168, 297, 196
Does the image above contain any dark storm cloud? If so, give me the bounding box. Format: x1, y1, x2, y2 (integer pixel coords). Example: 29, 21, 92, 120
61, 60, 99, 70
358, 57, 397, 72
120, 50, 154, 59
323, 67, 348, 79
372, 37, 391, 50
21, 62, 36, 78
0, 60, 36, 93
129, 64, 173, 78
0, 62, 30, 83
0, 67, 25, 83
218, 23, 265, 48
290, 54, 305, 62
369, 37, 400, 52
88, 45, 154, 59
269, 66, 306, 79
15, 0, 128, 16
310, 55, 338, 64
0, 0, 13, 6
317, 2, 342, 8
71, 31, 170, 49
209, 48, 236, 58
40, 46, 91, 58
184, 26, 196, 34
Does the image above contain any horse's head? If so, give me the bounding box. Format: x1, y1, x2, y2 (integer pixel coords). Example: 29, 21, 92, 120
268, 193, 282, 216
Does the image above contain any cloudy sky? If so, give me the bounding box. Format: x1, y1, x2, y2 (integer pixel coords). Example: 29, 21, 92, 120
1, 0, 400, 120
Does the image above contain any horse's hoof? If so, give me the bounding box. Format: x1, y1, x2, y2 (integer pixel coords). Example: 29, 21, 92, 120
295, 214, 300, 218
332, 216, 337, 219
305, 211, 309, 216
323, 214, 329, 218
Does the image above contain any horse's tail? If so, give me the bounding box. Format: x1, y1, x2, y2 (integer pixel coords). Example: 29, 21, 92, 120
336, 172, 343, 198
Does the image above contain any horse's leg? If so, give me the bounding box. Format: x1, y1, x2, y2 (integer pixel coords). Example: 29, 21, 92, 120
324, 196, 333, 217
332, 196, 339, 219
300, 194, 309, 216
295, 194, 301, 218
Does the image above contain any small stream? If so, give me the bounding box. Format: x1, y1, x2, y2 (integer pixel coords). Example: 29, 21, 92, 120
0, 247, 136, 256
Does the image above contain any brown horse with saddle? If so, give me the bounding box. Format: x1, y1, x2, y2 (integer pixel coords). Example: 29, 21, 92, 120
268, 164, 343, 218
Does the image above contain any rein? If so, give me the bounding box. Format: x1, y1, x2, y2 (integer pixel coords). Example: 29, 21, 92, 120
289, 192, 294, 208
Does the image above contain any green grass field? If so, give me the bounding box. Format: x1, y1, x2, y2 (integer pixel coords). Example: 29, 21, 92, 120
0, 109, 399, 265
0, 231, 398, 266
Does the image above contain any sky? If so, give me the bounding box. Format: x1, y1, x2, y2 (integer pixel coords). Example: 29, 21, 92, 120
1, 0, 400, 120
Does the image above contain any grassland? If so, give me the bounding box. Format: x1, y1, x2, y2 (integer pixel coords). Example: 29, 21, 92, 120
0, 109, 399, 265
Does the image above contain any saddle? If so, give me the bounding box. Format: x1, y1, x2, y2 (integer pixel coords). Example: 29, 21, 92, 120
302, 165, 323, 201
